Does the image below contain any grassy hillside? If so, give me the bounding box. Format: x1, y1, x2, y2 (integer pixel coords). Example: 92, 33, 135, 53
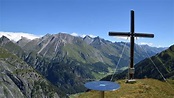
72, 79, 174, 98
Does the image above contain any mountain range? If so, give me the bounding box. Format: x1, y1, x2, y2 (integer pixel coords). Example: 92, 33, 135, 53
0, 33, 166, 96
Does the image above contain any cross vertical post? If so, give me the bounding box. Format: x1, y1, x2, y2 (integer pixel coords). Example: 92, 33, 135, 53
109, 10, 154, 82
130, 10, 135, 79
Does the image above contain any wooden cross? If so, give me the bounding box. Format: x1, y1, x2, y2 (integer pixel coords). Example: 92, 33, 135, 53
109, 10, 154, 82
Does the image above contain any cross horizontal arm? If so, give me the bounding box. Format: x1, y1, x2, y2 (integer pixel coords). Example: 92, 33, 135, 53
109, 32, 154, 38
109, 32, 130, 36
134, 33, 154, 38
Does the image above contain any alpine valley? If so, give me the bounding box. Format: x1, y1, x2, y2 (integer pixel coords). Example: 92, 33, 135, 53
0, 33, 166, 97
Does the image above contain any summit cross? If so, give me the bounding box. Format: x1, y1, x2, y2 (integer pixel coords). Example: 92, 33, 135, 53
109, 10, 154, 82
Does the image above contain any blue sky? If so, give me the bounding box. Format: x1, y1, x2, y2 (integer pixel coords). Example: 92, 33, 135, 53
0, 0, 174, 47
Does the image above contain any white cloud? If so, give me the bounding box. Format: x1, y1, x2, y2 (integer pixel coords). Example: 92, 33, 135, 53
81, 34, 86, 38
113, 36, 140, 40
71, 33, 97, 38
139, 42, 153, 46
71, 32, 79, 37
88, 34, 97, 38
114, 36, 130, 40
112, 36, 155, 46
0, 31, 42, 41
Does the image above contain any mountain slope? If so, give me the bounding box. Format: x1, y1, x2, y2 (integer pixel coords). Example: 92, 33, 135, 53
134, 44, 174, 79
0, 47, 62, 98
